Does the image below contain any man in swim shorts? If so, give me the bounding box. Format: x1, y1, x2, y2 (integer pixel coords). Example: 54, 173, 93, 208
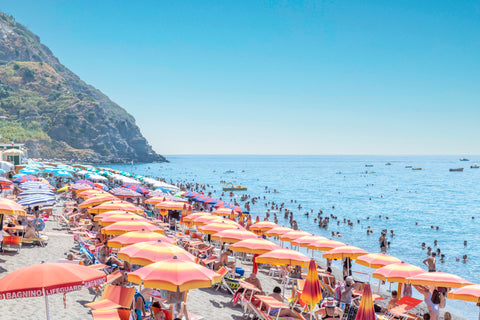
423, 252, 436, 272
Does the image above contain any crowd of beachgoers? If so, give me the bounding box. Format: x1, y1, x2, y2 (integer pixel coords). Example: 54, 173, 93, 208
0, 160, 473, 320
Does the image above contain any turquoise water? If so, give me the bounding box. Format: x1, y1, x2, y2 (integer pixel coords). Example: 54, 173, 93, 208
108, 155, 480, 317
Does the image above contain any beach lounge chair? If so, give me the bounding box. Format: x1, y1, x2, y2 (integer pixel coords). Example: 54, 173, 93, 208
385, 296, 422, 319
2, 235, 22, 252
91, 270, 123, 301
214, 266, 236, 295
91, 308, 131, 320
86, 284, 136, 310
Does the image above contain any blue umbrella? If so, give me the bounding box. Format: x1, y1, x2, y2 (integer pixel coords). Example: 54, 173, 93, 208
18, 189, 55, 197
54, 170, 73, 178
17, 194, 57, 207
13, 174, 26, 179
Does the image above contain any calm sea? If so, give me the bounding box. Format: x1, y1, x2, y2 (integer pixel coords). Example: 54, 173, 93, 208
108, 155, 480, 317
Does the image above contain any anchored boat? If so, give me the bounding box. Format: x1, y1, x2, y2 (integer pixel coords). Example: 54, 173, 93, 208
449, 168, 464, 172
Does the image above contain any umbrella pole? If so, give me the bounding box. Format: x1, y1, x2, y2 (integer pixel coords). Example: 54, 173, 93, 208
44, 291, 50, 320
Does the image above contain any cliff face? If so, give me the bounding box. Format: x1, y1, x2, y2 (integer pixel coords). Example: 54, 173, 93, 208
0, 13, 166, 163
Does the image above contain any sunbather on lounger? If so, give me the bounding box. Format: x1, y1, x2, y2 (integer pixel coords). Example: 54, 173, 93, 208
268, 287, 300, 318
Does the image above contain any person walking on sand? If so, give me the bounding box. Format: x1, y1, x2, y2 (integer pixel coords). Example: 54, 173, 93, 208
423, 253, 436, 272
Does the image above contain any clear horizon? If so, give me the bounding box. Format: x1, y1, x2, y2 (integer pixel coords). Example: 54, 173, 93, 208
2, 1, 479, 155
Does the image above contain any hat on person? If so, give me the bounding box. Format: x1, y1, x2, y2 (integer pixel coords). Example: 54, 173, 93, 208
345, 276, 354, 284
325, 297, 336, 307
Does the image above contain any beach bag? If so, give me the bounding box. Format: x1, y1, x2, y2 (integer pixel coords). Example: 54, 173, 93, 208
431, 289, 441, 304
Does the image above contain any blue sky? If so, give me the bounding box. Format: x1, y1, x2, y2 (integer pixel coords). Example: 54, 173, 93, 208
3, 1, 479, 155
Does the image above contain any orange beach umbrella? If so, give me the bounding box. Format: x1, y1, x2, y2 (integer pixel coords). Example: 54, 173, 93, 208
108, 230, 174, 248
191, 215, 223, 226
101, 220, 163, 236
302, 259, 323, 319
78, 195, 118, 208
118, 240, 195, 265
93, 211, 135, 221
98, 214, 153, 226
291, 235, 327, 248
230, 238, 282, 254
307, 239, 344, 251
89, 201, 144, 214
145, 196, 168, 205
198, 222, 240, 235
256, 249, 310, 267
212, 208, 237, 216
322, 245, 368, 260
154, 201, 191, 212
264, 227, 293, 237
356, 253, 402, 269
249, 221, 278, 232
0, 198, 26, 216
0, 262, 106, 320
211, 229, 258, 243
407, 271, 473, 288
448, 285, 480, 320
128, 256, 221, 291
373, 262, 425, 283
279, 231, 311, 242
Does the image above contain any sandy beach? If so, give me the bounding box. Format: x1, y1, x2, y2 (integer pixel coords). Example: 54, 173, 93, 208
0, 190, 467, 320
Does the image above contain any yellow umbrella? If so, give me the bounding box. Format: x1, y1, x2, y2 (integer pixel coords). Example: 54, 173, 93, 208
101, 220, 163, 236
211, 229, 258, 243
117, 240, 195, 265
322, 245, 368, 260
197, 222, 239, 235
356, 253, 402, 269
98, 214, 153, 226
264, 227, 294, 237
107, 230, 175, 248
88, 201, 144, 214
249, 221, 278, 232
128, 256, 221, 291
407, 271, 473, 288
0, 199, 26, 216
230, 238, 282, 254
79, 195, 118, 208
279, 230, 311, 242
256, 249, 310, 267
306, 239, 344, 251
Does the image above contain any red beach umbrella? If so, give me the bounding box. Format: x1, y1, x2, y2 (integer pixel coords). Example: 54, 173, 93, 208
0, 262, 106, 320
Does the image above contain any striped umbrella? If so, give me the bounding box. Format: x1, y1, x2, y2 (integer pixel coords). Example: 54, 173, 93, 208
407, 271, 473, 288
264, 227, 294, 237
17, 195, 57, 207
230, 238, 282, 254
256, 249, 310, 267
447, 285, 480, 320
88, 201, 144, 214
211, 229, 258, 243
18, 189, 55, 197
107, 230, 175, 248
121, 184, 149, 195
373, 262, 425, 283
79, 195, 118, 208
98, 214, 153, 226
356, 253, 402, 269
0, 177, 13, 187
0, 199, 26, 216
322, 245, 368, 260
117, 240, 195, 265
306, 239, 345, 251
154, 201, 191, 212
78, 189, 110, 199
128, 256, 221, 291
93, 211, 136, 221
212, 208, 236, 217
279, 230, 311, 242
355, 283, 375, 320
109, 187, 142, 199
180, 212, 209, 225
19, 181, 54, 190
291, 235, 327, 248
249, 221, 278, 232
302, 260, 323, 319
191, 215, 227, 226
198, 222, 240, 235
101, 220, 162, 236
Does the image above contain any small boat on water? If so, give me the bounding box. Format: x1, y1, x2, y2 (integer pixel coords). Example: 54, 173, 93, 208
223, 182, 247, 191
459, 158, 469, 161
224, 170, 235, 174
385, 162, 391, 165
449, 168, 464, 172
365, 164, 373, 167
405, 166, 413, 168
471, 164, 479, 169
412, 168, 422, 170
